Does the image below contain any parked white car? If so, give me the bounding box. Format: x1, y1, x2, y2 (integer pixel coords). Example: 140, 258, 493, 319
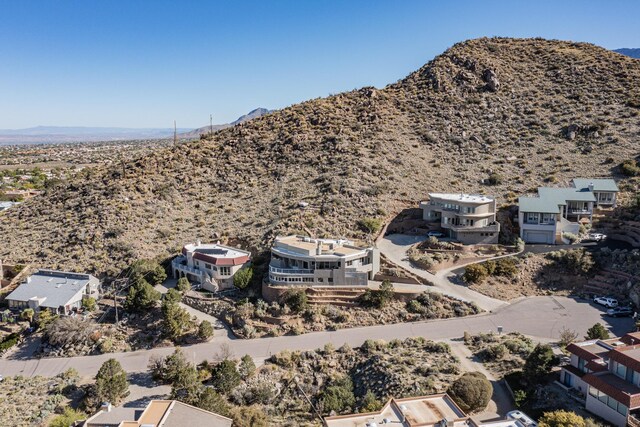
427, 231, 444, 238
594, 296, 618, 308
587, 232, 607, 242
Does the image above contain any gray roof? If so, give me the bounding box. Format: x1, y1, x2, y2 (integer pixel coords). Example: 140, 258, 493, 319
162, 401, 233, 427
518, 196, 561, 214
572, 178, 619, 193
6, 269, 99, 309
85, 406, 141, 427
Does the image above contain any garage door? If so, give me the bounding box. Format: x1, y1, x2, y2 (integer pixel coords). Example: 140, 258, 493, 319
523, 231, 553, 244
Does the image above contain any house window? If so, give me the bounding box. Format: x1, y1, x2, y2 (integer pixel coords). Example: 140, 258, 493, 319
465, 206, 476, 214
541, 214, 555, 224
526, 212, 539, 224
614, 361, 627, 379
205, 263, 212, 270
578, 358, 587, 373
219, 266, 231, 276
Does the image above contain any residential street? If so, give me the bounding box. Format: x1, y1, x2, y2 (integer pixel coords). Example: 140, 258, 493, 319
0, 295, 632, 380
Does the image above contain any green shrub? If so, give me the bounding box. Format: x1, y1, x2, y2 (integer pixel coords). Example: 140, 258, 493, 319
546, 248, 594, 275
233, 267, 253, 290
210, 359, 241, 394
463, 264, 488, 283
523, 344, 557, 383
95, 359, 129, 405
487, 173, 503, 185
448, 371, 493, 413
198, 320, 214, 340
128, 259, 167, 285
493, 257, 518, 277
360, 280, 394, 308
357, 217, 382, 234
621, 159, 640, 176
49, 407, 86, 427
176, 277, 191, 293
320, 376, 355, 413
82, 297, 97, 311
585, 323, 610, 340
282, 290, 308, 313
0, 332, 19, 352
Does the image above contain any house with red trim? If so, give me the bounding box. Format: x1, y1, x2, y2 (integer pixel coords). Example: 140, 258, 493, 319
561, 332, 640, 426
171, 241, 251, 292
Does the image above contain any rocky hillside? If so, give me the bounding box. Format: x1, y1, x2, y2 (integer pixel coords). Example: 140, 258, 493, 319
2, 37, 640, 277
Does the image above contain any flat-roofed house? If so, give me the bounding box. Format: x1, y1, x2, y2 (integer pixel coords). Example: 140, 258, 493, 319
171, 241, 251, 292
518, 178, 618, 244
561, 332, 640, 426
5, 269, 100, 315
268, 235, 380, 287
83, 400, 232, 427
419, 193, 500, 244
324, 393, 537, 427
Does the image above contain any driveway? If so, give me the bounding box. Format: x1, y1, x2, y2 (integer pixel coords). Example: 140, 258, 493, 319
378, 234, 507, 311
0, 295, 631, 380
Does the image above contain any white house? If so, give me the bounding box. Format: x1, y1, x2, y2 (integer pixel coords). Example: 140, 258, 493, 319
171, 241, 251, 292
6, 269, 100, 315
268, 235, 380, 287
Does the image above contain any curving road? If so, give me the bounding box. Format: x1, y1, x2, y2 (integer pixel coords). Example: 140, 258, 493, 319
0, 295, 632, 379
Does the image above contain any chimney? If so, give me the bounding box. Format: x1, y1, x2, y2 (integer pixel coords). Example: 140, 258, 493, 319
316, 241, 322, 256
100, 402, 112, 413
196, 239, 202, 246
588, 182, 594, 192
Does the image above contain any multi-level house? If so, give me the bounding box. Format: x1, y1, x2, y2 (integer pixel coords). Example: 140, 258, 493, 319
171, 241, 251, 292
561, 332, 640, 427
518, 178, 618, 244
6, 269, 100, 315
419, 193, 500, 244
268, 235, 380, 287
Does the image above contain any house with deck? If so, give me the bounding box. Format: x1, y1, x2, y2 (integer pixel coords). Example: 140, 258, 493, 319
171, 241, 251, 292
268, 235, 380, 287
561, 332, 640, 427
518, 178, 618, 244
419, 193, 500, 244
5, 269, 100, 315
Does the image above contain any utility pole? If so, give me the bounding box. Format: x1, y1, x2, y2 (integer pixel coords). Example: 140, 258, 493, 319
173, 120, 177, 145
210, 114, 213, 136
112, 277, 129, 323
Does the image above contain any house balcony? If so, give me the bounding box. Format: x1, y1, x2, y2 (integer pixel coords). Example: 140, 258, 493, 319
567, 208, 593, 215
448, 223, 500, 233
172, 258, 203, 277
269, 266, 315, 275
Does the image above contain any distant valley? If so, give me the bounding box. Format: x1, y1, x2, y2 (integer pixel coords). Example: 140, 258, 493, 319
614, 48, 640, 58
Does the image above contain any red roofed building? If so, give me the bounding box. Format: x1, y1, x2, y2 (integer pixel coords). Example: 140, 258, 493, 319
561, 332, 640, 426
171, 241, 251, 292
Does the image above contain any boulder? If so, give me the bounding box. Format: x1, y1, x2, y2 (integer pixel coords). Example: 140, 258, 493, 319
482, 69, 500, 92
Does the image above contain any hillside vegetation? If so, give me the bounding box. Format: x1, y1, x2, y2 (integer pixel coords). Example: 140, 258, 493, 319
1, 37, 640, 276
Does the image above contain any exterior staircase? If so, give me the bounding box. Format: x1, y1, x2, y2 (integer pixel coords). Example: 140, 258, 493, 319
583, 269, 636, 298
304, 286, 368, 307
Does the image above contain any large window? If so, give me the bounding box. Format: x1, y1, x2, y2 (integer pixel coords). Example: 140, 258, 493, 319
525, 212, 539, 224
613, 361, 628, 379
589, 387, 628, 416
219, 266, 231, 276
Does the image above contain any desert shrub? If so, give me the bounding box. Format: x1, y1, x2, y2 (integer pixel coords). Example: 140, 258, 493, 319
357, 217, 382, 234
20, 308, 35, 323
448, 371, 492, 413
546, 248, 594, 275
621, 159, 640, 176
233, 267, 253, 290
558, 327, 579, 349
480, 343, 508, 361
523, 344, 557, 383
463, 264, 488, 283
49, 407, 86, 427
230, 405, 269, 427
514, 237, 525, 252
538, 410, 588, 427
0, 333, 19, 352
585, 323, 610, 340
95, 359, 129, 405
282, 290, 308, 313
198, 387, 231, 417
563, 232, 579, 244
493, 257, 518, 277
46, 316, 97, 347
360, 280, 394, 308
36, 308, 58, 329
320, 376, 356, 414
360, 390, 383, 412
487, 173, 503, 185
198, 320, 214, 341
238, 354, 256, 378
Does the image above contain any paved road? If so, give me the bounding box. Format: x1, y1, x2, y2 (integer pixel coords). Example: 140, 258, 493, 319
1, 295, 632, 379
378, 234, 508, 311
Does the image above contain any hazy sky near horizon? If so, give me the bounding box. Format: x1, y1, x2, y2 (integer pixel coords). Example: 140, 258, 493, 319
1, 0, 639, 129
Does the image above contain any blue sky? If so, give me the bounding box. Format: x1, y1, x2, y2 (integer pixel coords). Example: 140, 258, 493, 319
1, 0, 638, 129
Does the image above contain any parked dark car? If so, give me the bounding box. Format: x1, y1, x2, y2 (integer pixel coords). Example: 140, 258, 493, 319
606, 306, 635, 317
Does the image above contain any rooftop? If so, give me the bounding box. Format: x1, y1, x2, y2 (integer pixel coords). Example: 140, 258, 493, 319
183, 242, 250, 259
273, 235, 369, 257
84, 400, 232, 427
6, 269, 98, 309
324, 394, 470, 427
572, 178, 619, 193
519, 185, 597, 213
583, 372, 640, 409
428, 193, 495, 204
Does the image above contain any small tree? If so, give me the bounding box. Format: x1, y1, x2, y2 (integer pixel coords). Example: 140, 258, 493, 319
360, 390, 383, 412
95, 359, 129, 405
360, 280, 394, 308
128, 259, 167, 285
448, 371, 492, 413
233, 267, 254, 290
164, 288, 182, 305
36, 308, 57, 329
176, 277, 191, 293
523, 344, 557, 383
20, 308, 35, 324
538, 410, 587, 427
125, 276, 161, 312
162, 300, 192, 342
82, 297, 97, 311
197, 387, 230, 416
238, 354, 256, 378
210, 359, 241, 394
321, 376, 356, 413
230, 406, 269, 427
585, 323, 610, 340
558, 327, 579, 350
198, 320, 214, 341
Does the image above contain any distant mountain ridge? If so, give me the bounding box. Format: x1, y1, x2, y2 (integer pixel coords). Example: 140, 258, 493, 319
0, 126, 191, 145
614, 48, 640, 59
181, 108, 271, 138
